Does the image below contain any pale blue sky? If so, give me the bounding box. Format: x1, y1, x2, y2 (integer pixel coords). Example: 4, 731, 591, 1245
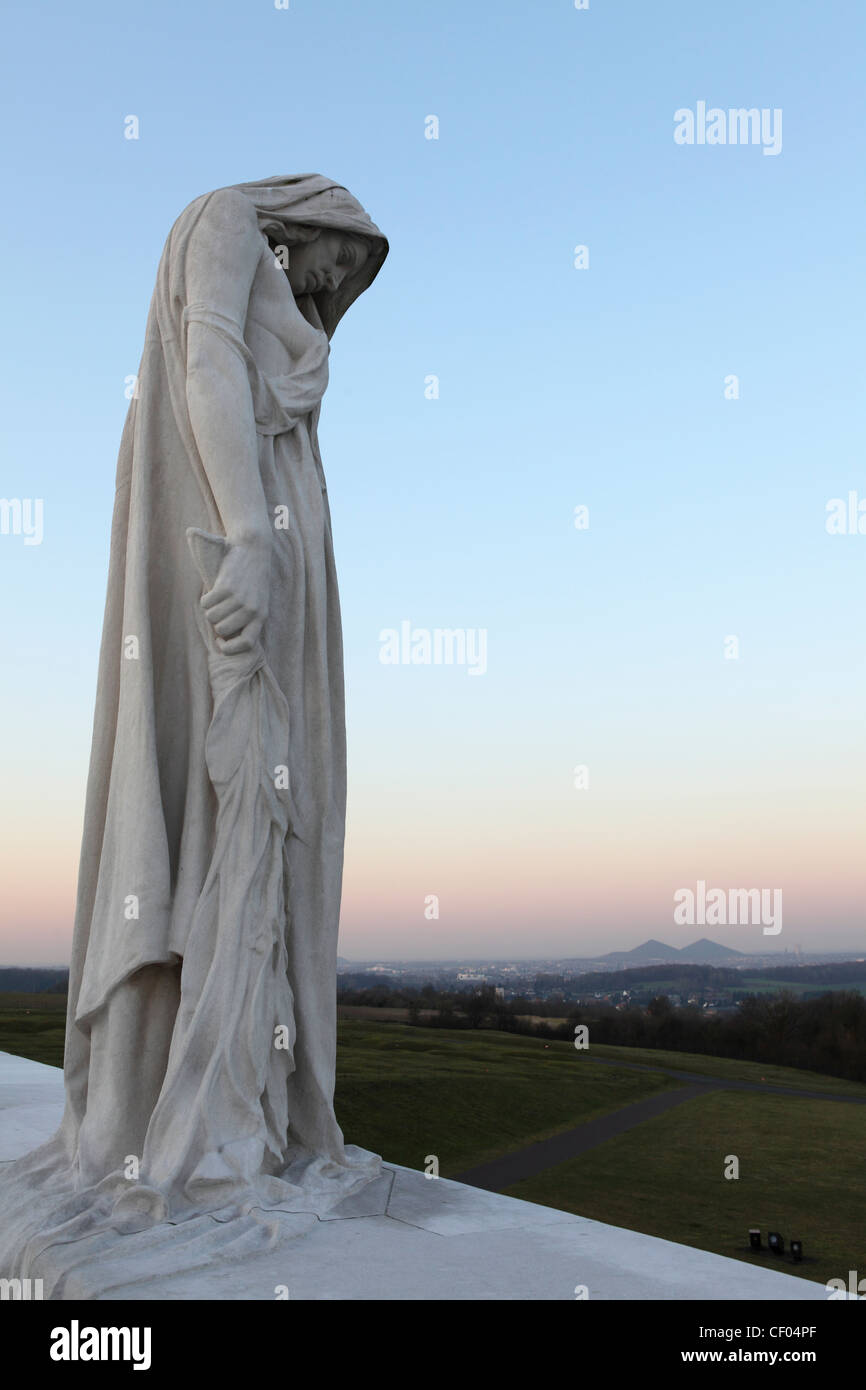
1, 0, 864, 961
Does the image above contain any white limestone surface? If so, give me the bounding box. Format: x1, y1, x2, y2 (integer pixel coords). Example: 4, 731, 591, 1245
0, 1052, 68, 1159
0, 1052, 829, 1302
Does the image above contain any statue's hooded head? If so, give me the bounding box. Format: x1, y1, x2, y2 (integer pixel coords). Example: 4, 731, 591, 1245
225, 173, 388, 339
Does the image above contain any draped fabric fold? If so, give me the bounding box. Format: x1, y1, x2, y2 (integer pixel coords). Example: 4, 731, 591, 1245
106, 528, 298, 1225
181, 303, 331, 438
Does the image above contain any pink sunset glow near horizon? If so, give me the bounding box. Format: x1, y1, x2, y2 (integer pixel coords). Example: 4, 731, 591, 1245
1, 793, 863, 965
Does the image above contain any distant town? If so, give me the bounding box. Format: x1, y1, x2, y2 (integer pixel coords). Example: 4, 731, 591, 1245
3, 937, 863, 1020
336, 939, 866, 1014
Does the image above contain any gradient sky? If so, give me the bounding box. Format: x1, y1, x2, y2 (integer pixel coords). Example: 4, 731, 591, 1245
1, 0, 864, 964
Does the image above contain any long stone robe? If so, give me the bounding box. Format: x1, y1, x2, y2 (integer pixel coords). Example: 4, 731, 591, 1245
0, 176, 389, 1278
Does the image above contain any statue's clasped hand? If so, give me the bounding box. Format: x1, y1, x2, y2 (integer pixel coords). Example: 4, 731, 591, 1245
200, 535, 271, 654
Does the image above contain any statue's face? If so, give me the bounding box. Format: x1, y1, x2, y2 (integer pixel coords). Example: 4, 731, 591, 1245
287, 231, 370, 296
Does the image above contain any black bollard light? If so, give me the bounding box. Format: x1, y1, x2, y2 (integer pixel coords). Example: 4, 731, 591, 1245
749, 1229, 762, 1251
791, 1240, 803, 1263
768, 1231, 784, 1255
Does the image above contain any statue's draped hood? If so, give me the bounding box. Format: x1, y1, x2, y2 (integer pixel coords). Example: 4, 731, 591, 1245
222, 173, 389, 338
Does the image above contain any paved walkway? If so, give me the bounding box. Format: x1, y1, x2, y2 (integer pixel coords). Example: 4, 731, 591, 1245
452, 1056, 866, 1191
453, 1083, 710, 1190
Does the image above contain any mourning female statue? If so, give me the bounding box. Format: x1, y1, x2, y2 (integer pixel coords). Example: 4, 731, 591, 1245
0, 175, 389, 1282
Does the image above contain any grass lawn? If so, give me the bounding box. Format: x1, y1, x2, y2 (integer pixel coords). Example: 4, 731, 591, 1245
0, 1005, 684, 1173
582, 1042, 866, 1098
504, 1088, 866, 1287
335, 1022, 683, 1173
0, 994, 67, 1067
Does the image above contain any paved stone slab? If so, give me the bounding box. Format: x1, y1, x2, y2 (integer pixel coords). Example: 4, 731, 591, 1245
0, 1053, 65, 1161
